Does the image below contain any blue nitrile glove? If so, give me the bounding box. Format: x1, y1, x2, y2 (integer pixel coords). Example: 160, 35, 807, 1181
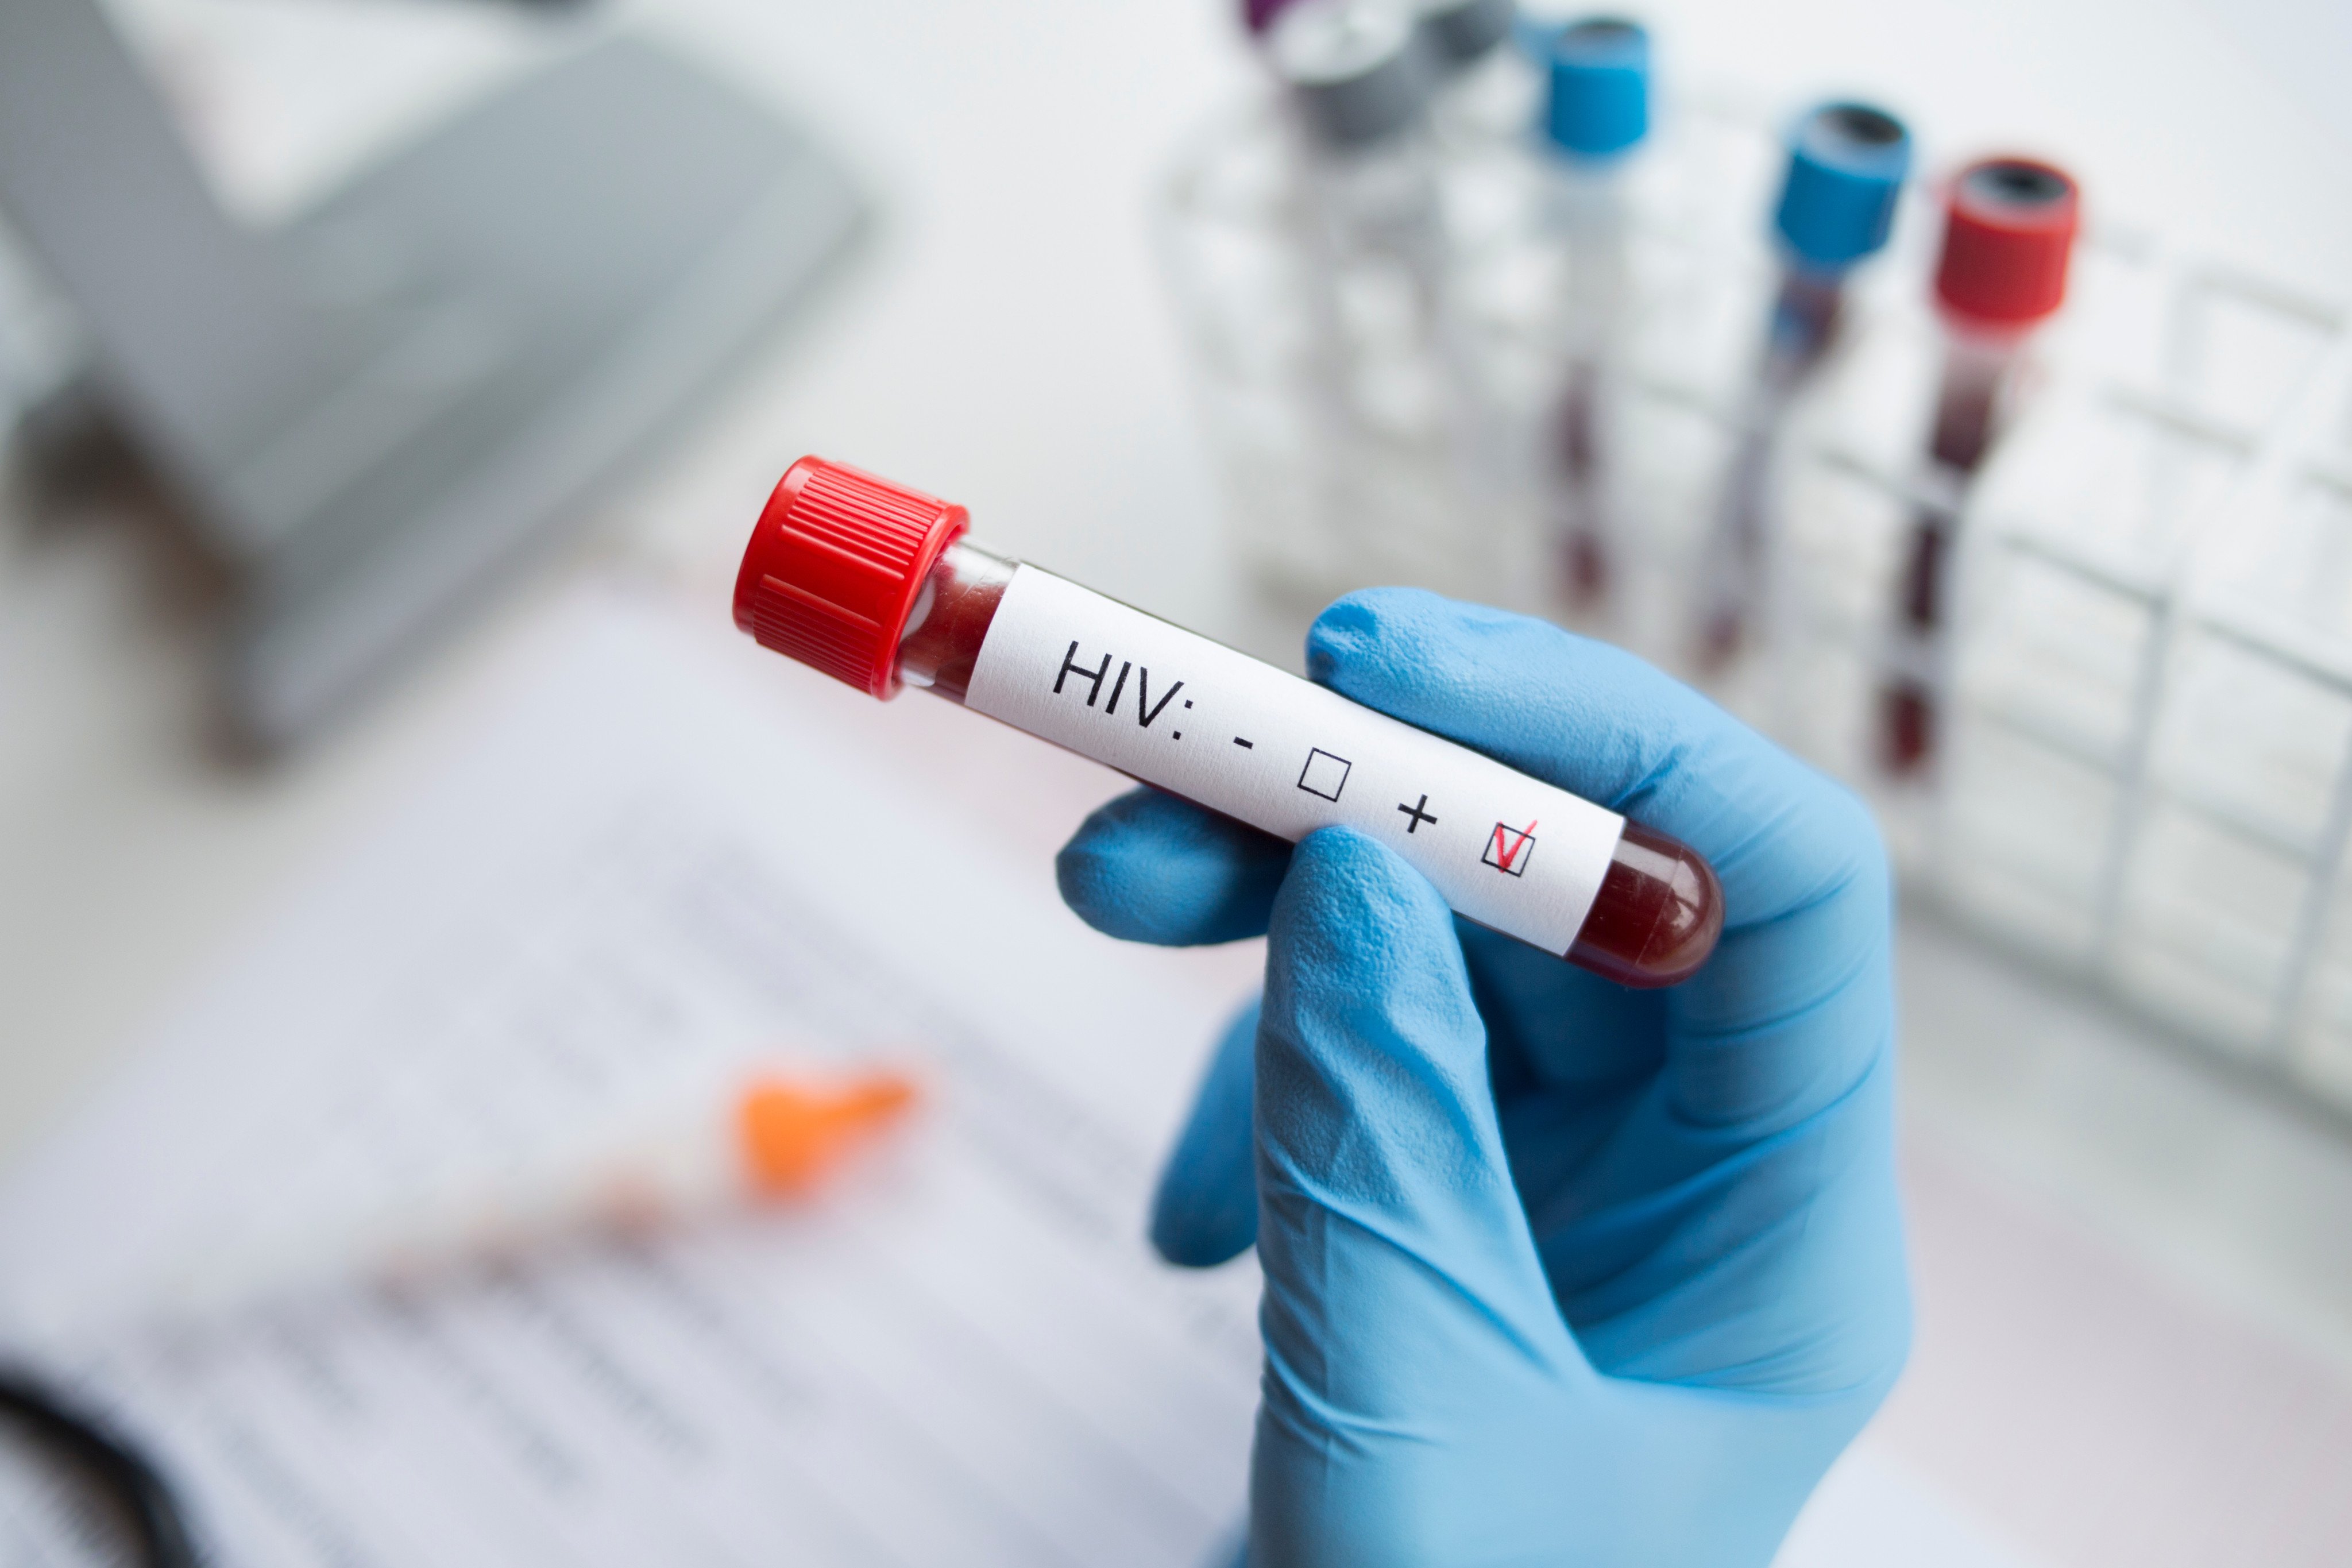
1056, 590, 1908, 1567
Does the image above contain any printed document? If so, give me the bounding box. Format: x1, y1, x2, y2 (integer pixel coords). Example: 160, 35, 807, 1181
0, 589, 1261, 1567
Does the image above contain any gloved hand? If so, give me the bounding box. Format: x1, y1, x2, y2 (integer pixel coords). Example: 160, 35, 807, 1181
1057, 590, 1908, 1567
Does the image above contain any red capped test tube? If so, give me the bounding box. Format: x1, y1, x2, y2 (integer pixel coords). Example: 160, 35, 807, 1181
1880, 157, 2080, 774
735, 457, 1724, 986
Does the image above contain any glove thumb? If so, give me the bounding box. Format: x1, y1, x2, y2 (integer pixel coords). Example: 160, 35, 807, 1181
1249, 829, 1586, 1554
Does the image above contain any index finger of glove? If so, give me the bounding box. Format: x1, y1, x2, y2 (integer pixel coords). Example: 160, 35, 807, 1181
1057, 787, 1290, 947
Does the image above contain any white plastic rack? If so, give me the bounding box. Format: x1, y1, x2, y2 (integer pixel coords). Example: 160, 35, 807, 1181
1157, 81, 2352, 1117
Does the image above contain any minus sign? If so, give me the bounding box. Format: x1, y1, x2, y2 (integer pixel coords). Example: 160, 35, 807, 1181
1233, 737, 1254, 749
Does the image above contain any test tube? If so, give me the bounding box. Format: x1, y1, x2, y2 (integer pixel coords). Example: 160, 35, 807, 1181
1412, 0, 1524, 562
1266, 0, 1447, 584
734, 457, 1724, 986
1270, 1, 1442, 323
1538, 17, 1650, 610
1411, 0, 1523, 146
1879, 157, 2079, 775
1698, 102, 1912, 666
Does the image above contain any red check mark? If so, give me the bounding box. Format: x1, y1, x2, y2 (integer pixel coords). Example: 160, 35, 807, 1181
1491, 820, 1536, 872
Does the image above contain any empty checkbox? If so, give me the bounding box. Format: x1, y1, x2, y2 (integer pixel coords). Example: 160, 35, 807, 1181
1297, 748, 1351, 802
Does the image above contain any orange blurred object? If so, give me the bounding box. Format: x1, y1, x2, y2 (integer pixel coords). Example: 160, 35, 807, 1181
737, 1071, 920, 1197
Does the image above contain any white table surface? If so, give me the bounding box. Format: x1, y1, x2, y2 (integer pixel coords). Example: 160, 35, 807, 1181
5, 2, 2351, 1563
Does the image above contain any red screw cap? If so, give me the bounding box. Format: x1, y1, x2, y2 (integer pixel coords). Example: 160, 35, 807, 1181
732, 457, 968, 698
1934, 157, 2080, 330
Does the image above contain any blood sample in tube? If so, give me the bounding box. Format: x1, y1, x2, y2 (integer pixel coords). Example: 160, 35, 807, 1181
1880, 157, 2079, 774
733, 457, 1724, 987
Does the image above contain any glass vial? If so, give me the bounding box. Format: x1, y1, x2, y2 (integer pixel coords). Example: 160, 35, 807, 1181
1880, 157, 2079, 775
736, 456, 1724, 987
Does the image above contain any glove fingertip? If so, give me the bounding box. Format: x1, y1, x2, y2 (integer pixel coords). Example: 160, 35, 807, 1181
1149, 1184, 1257, 1269
1149, 999, 1261, 1268
1056, 789, 1288, 947
1303, 588, 1453, 688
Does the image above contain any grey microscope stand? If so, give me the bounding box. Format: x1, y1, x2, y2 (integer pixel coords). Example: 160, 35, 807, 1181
0, 0, 863, 746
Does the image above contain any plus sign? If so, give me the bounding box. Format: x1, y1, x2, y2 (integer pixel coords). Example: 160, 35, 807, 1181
1397, 794, 1438, 834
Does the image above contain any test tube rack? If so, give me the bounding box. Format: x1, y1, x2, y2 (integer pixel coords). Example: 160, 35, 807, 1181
1156, 83, 2352, 1121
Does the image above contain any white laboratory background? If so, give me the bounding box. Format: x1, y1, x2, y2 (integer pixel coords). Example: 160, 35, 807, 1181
2, 2, 2350, 1566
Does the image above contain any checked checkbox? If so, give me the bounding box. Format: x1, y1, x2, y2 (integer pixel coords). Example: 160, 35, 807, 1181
1483, 821, 1536, 876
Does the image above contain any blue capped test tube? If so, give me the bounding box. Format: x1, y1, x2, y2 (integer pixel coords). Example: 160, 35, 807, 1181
1698, 101, 1911, 665
1538, 16, 1650, 612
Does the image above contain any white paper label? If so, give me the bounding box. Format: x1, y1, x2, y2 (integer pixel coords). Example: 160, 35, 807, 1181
964, 566, 1624, 956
